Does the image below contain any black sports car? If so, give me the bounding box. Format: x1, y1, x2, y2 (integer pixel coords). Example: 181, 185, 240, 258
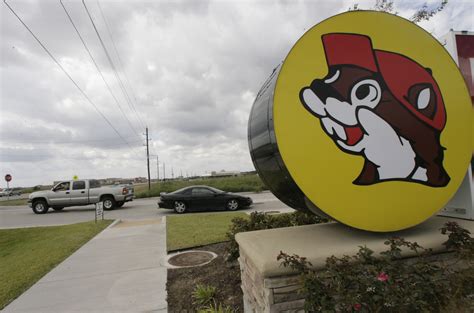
157, 185, 253, 213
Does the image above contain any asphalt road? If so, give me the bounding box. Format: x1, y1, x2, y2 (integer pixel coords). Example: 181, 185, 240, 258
0, 193, 29, 201
0, 191, 293, 229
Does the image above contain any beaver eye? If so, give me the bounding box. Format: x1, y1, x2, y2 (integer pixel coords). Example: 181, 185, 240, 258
416, 88, 430, 110
350, 79, 381, 108
355, 85, 374, 100
406, 84, 436, 119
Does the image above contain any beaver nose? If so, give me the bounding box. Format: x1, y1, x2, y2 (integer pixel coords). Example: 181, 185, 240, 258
310, 79, 340, 102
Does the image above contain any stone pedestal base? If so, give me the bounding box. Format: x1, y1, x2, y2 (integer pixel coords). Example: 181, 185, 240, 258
239, 249, 304, 312
236, 216, 474, 313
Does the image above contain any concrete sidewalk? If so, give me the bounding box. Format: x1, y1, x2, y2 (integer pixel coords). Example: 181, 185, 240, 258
4, 218, 167, 313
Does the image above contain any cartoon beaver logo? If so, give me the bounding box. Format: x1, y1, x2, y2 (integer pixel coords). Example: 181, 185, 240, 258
300, 33, 450, 187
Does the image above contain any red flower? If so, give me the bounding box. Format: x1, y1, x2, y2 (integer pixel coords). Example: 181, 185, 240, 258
353, 303, 362, 311
377, 272, 389, 282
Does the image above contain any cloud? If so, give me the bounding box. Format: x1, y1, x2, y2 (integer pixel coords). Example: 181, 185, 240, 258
1, 0, 472, 186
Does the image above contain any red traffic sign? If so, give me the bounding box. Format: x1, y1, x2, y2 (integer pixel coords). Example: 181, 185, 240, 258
5, 174, 12, 182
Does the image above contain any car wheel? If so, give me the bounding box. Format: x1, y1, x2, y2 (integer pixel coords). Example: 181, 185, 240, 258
53, 207, 64, 211
102, 196, 116, 210
226, 199, 239, 211
173, 201, 187, 214
32, 200, 49, 214
116, 201, 125, 208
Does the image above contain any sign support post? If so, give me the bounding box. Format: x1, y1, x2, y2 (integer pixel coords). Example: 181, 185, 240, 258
4, 174, 12, 201
95, 202, 104, 223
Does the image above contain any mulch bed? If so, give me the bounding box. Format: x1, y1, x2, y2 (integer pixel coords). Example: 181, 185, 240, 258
166, 242, 243, 312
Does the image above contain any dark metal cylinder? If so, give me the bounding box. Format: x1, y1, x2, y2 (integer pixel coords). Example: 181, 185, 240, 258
248, 65, 327, 216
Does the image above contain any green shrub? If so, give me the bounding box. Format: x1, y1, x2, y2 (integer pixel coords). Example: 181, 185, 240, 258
192, 284, 217, 307
278, 222, 474, 312
193, 284, 233, 313
198, 302, 234, 313
225, 211, 329, 262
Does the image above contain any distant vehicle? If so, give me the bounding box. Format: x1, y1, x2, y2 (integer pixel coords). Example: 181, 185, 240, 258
158, 185, 253, 213
28, 179, 134, 214
0, 188, 22, 197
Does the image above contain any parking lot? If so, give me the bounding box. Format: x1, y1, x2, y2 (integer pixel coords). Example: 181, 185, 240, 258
0, 191, 293, 229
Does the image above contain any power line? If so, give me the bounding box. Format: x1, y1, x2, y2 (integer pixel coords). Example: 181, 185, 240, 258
3, 0, 135, 149
82, 0, 145, 131
93, 0, 152, 169
95, 0, 146, 130
144, 132, 159, 155
60, 0, 141, 137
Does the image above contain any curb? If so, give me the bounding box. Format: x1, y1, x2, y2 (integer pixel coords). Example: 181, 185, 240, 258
0, 219, 122, 230
106, 219, 121, 229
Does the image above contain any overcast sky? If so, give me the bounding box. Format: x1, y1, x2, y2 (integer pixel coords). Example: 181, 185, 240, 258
1, 0, 473, 187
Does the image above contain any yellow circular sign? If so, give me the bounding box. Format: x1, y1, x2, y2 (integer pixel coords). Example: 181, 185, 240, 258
274, 11, 472, 231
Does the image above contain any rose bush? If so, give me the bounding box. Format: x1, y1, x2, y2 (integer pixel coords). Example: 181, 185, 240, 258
278, 222, 474, 312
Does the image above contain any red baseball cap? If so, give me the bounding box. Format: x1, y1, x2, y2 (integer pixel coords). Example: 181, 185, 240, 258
322, 33, 446, 131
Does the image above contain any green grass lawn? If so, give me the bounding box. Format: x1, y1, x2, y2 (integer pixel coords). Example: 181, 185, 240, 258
131, 182, 149, 194
166, 212, 248, 251
0, 199, 28, 206
0, 220, 112, 309
136, 174, 266, 198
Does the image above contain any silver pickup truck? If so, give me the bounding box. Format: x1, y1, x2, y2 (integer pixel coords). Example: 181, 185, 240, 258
28, 179, 134, 214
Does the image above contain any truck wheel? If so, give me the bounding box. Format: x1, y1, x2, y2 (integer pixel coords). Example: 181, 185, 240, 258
32, 200, 49, 214
102, 196, 116, 210
53, 207, 64, 211
116, 202, 125, 208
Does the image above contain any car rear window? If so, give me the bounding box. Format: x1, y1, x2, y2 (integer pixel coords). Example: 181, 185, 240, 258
192, 188, 215, 195
170, 187, 191, 195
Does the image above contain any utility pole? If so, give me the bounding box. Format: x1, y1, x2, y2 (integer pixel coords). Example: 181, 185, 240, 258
156, 156, 159, 182
146, 127, 151, 191
171, 167, 174, 179
163, 162, 166, 181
